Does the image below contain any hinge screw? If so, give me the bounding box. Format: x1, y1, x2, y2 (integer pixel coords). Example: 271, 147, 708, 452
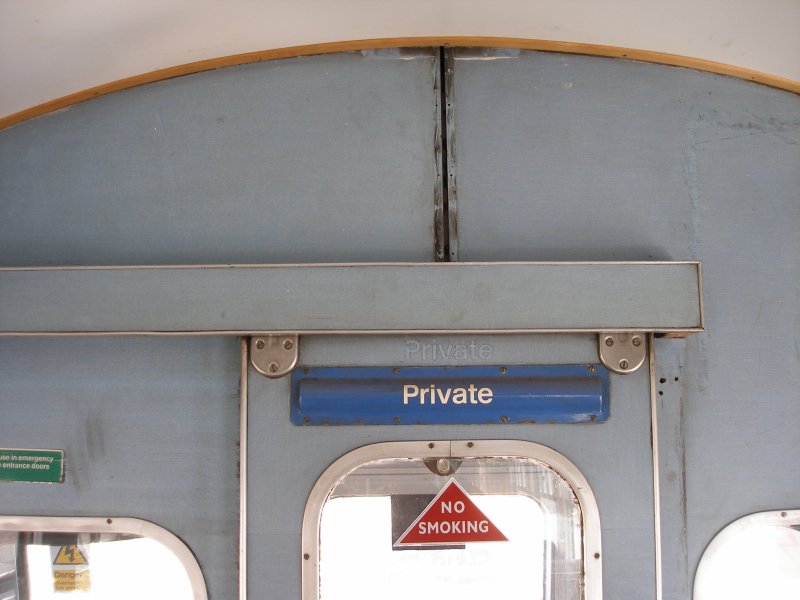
268, 362, 279, 373
632, 336, 642, 347
283, 339, 293, 350
255, 339, 265, 350
619, 359, 629, 370
605, 337, 614, 346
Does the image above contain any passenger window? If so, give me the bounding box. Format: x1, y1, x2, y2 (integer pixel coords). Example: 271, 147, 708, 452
0, 517, 206, 599
303, 441, 601, 600
695, 510, 800, 600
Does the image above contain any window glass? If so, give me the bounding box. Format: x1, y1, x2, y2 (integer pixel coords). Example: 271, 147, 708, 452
0, 520, 202, 600
318, 456, 584, 600
0, 533, 18, 600
695, 510, 800, 600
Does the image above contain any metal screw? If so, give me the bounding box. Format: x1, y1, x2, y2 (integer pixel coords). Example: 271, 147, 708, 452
594, 552, 600, 559
303, 417, 310, 423
268, 362, 279, 373
428, 442, 435, 449
605, 337, 614, 347
283, 339, 293, 350
500, 416, 510, 423
619, 359, 629, 370
303, 553, 310, 560
436, 458, 451, 474
255, 339, 265, 350
499, 367, 507, 374
588, 365, 596, 372
781, 511, 788, 517
632, 336, 641, 347
392, 367, 400, 374
467, 442, 474, 448
393, 417, 400, 423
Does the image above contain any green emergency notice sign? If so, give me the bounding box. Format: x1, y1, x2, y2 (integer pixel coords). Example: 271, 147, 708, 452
0, 449, 64, 483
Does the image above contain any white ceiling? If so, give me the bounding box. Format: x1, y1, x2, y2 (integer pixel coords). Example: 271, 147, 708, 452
1, 0, 798, 119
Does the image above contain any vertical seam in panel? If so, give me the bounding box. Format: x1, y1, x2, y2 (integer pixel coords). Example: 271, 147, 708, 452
443, 48, 459, 261
678, 359, 689, 597
433, 48, 447, 261
239, 337, 248, 600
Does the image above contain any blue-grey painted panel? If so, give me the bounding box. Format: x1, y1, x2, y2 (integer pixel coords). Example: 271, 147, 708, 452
453, 50, 800, 599
680, 83, 800, 585
0, 262, 702, 334
248, 334, 655, 600
0, 50, 436, 266
0, 337, 240, 599
291, 364, 610, 425
453, 49, 702, 262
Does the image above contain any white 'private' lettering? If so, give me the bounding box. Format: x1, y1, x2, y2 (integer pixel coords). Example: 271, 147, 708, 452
402, 384, 494, 406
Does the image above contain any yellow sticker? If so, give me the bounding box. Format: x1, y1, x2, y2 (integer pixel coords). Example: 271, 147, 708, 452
53, 569, 91, 592
52, 545, 89, 566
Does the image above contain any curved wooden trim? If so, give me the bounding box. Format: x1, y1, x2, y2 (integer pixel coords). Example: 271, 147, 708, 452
2, 36, 798, 130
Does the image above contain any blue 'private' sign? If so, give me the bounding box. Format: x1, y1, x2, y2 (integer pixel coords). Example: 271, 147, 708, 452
290, 365, 609, 425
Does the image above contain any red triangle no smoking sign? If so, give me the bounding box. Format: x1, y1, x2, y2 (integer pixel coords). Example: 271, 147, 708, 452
394, 478, 508, 547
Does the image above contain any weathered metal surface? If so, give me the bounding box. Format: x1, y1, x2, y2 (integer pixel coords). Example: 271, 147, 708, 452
0, 336, 240, 600
0, 51, 437, 267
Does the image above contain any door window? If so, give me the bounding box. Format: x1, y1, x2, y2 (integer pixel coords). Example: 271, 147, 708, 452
303, 441, 601, 600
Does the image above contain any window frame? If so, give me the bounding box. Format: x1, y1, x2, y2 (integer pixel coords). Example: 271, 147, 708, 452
302, 439, 602, 600
0, 515, 208, 600
694, 509, 800, 600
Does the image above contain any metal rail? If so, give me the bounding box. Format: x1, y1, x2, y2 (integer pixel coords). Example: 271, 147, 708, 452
0, 261, 703, 336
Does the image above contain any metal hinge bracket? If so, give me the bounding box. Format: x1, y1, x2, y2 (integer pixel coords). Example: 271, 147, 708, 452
250, 335, 299, 378
598, 333, 647, 374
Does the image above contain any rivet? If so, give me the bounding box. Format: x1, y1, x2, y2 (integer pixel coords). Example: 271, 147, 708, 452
303, 417, 310, 423
500, 416, 510, 423
605, 337, 614, 347
781, 511, 788, 517
428, 442, 435, 449
393, 417, 400, 423
392, 367, 400, 374
619, 359, 629, 370
632, 336, 641, 347
268, 362, 279, 373
588, 365, 596, 372
255, 339, 265, 350
106, 518, 113, 524
499, 367, 507, 374
467, 442, 474, 448
303, 553, 310, 560
283, 339, 293, 350
594, 552, 600, 559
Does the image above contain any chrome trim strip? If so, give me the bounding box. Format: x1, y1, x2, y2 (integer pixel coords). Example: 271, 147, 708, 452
239, 338, 248, 600
649, 335, 663, 600
0, 327, 705, 337
0, 260, 703, 271
696, 261, 706, 331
